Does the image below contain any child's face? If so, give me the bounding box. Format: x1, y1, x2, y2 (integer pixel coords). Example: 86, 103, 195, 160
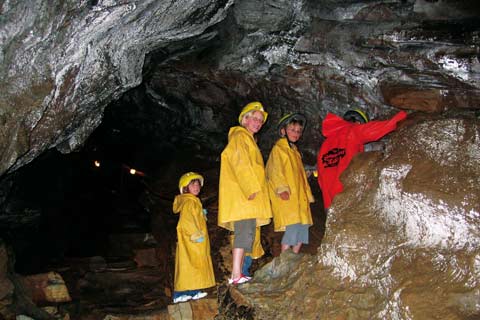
283, 123, 303, 142
187, 180, 201, 196
244, 110, 264, 134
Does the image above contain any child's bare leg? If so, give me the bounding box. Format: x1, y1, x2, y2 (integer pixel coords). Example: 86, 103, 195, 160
232, 247, 245, 279
292, 242, 302, 254
240, 253, 245, 273
281, 244, 290, 252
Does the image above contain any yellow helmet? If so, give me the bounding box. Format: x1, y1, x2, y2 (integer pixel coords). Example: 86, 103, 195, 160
238, 101, 268, 124
178, 172, 204, 194
343, 109, 369, 123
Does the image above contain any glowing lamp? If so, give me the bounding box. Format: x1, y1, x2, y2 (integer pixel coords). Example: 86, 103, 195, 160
94, 160, 100, 167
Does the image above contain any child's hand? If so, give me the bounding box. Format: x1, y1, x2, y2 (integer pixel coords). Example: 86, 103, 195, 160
279, 191, 290, 200
190, 231, 204, 242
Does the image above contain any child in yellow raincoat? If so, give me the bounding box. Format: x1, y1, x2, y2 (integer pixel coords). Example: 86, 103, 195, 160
218, 101, 272, 285
172, 172, 215, 303
266, 113, 314, 254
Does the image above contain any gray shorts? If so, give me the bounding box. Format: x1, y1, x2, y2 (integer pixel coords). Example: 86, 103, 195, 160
281, 223, 310, 246
233, 219, 256, 253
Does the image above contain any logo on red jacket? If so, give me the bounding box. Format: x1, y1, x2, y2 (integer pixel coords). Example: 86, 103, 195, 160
322, 148, 346, 168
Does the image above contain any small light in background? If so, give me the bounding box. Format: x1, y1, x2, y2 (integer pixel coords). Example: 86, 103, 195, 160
94, 160, 101, 167
122, 164, 145, 176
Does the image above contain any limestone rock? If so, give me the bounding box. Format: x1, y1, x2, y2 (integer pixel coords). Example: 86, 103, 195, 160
104, 310, 170, 320
22, 272, 72, 304
0, 242, 14, 319
168, 298, 217, 320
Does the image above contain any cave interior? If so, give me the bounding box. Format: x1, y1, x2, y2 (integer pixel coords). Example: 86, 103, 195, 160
0, 0, 479, 319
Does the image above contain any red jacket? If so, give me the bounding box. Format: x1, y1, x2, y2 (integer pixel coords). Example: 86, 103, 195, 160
317, 111, 407, 209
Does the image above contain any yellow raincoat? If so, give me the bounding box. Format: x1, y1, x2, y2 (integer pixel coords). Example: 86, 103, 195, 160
266, 138, 314, 232
218, 126, 272, 231
173, 193, 215, 291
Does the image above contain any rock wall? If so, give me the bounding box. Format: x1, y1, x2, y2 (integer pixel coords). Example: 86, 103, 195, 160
0, 0, 233, 176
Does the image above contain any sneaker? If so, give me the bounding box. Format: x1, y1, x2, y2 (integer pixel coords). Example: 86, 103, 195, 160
242, 274, 252, 281
228, 274, 251, 285
173, 295, 192, 303
191, 291, 208, 300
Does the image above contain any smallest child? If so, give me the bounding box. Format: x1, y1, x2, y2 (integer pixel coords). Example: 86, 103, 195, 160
172, 172, 216, 303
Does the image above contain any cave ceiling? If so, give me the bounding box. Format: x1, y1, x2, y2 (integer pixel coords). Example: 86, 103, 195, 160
1, 0, 480, 177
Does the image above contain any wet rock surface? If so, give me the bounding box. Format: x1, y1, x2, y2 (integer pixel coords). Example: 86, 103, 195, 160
222, 113, 480, 319
0, 0, 234, 175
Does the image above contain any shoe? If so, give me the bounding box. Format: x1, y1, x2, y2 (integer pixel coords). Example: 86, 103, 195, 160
173, 295, 192, 303
228, 274, 251, 285
191, 291, 208, 300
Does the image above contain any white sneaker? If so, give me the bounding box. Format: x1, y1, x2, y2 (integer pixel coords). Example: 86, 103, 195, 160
173, 295, 192, 303
191, 291, 208, 300
228, 274, 251, 285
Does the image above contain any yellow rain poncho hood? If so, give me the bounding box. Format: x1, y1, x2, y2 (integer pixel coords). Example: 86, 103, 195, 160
218, 126, 272, 231
173, 193, 215, 291
266, 138, 314, 231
